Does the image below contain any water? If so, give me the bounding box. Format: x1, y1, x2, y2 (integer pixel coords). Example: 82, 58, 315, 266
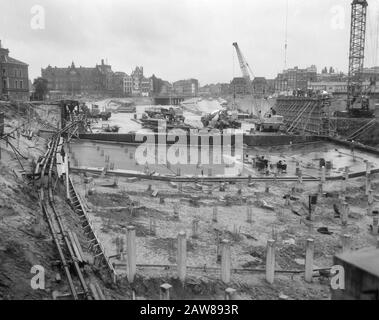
69, 140, 379, 178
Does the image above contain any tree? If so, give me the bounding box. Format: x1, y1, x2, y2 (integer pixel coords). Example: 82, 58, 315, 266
33, 77, 49, 100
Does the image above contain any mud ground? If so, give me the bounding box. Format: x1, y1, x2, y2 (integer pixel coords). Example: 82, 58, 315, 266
72, 161, 379, 299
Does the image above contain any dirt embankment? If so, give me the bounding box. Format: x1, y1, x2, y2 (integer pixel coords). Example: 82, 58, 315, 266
0, 102, 54, 299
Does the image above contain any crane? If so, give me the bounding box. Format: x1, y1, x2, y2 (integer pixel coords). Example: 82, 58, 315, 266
232, 42, 254, 83
346, 0, 374, 118
232, 42, 257, 114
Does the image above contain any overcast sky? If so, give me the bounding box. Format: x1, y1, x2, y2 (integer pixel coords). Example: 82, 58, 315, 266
0, 0, 378, 85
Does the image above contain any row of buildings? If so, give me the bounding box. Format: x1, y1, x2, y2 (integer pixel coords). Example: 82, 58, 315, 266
41, 61, 200, 98
214, 65, 379, 98
1, 39, 378, 101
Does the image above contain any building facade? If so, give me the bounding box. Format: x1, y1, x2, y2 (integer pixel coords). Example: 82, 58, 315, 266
112, 72, 127, 97
230, 77, 251, 95
130, 66, 151, 97
252, 77, 268, 96
362, 66, 379, 83
41, 59, 114, 96
198, 83, 230, 97
173, 79, 199, 97
123, 74, 133, 96
0, 40, 29, 101
274, 65, 317, 93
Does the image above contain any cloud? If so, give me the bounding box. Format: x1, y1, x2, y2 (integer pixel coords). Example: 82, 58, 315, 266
0, 0, 377, 84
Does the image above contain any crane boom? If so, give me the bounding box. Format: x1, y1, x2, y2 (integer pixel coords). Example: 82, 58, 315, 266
232, 42, 253, 81
347, 0, 369, 113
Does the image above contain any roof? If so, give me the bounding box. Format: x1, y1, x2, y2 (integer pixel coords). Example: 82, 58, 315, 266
335, 247, 379, 278
1, 55, 28, 66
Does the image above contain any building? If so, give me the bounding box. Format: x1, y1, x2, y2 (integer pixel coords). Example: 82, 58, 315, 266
130, 66, 151, 97
112, 72, 127, 97
159, 81, 173, 96
173, 79, 199, 97
123, 74, 133, 96
266, 79, 276, 95
308, 80, 376, 95
220, 83, 230, 96
308, 81, 349, 94
362, 66, 379, 83
41, 59, 114, 96
274, 65, 317, 93
198, 83, 230, 97
230, 77, 251, 95
252, 77, 268, 97
0, 40, 29, 101
150, 74, 168, 96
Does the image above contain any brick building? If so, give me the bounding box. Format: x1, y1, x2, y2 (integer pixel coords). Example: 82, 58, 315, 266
0, 40, 29, 101
230, 77, 251, 95
41, 59, 114, 96
252, 77, 268, 96
173, 79, 199, 97
274, 65, 317, 93
150, 74, 167, 96
112, 72, 127, 97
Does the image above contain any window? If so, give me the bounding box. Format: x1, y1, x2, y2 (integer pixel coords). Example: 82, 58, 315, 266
15, 80, 18, 89
20, 80, 23, 89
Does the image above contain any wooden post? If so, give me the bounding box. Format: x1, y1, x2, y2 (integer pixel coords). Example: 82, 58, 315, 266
372, 216, 379, 235
365, 174, 371, 196
265, 239, 275, 284
65, 157, 70, 200
149, 214, 156, 236
305, 239, 314, 283
126, 226, 136, 283
160, 283, 172, 300
321, 166, 326, 184
343, 167, 349, 192
246, 206, 252, 223
177, 231, 187, 282
173, 203, 180, 220
298, 169, 303, 185
224, 288, 237, 300
295, 161, 300, 176
212, 207, 218, 223
221, 240, 231, 284
192, 218, 199, 238
341, 234, 352, 253
341, 202, 349, 226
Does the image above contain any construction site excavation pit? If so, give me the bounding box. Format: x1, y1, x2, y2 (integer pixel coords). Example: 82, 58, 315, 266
69, 139, 379, 300
69, 139, 379, 179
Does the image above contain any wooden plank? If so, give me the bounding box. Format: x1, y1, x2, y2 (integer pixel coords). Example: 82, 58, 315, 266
67, 231, 83, 263
89, 283, 100, 300
72, 232, 86, 263
95, 283, 106, 300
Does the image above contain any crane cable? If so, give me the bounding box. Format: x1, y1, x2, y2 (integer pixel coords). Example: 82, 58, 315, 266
284, 0, 289, 70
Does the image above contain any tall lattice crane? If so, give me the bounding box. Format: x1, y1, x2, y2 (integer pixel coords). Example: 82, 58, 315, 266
347, 0, 373, 117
